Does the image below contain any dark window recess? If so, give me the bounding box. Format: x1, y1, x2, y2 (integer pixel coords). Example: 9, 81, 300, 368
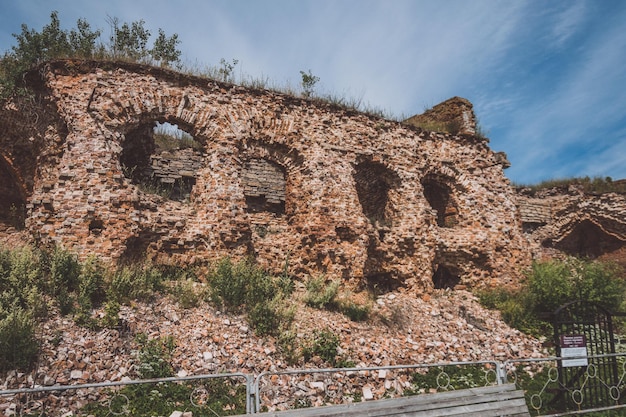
245, 195, 285, 215
422, 177, 458, 227
554, 219, 624, 258
353, 161, 399, 226
433, 264, 461, 289
88, 219, 104, 235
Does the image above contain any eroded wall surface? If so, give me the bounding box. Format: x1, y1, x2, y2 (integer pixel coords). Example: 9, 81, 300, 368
0, 60, 530, 292
517, 190, 626, 268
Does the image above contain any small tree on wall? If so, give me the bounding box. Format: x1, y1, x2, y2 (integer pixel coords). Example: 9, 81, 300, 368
300, 69, 319, 98
151, 29, 181, 68
107, 17, 151, 61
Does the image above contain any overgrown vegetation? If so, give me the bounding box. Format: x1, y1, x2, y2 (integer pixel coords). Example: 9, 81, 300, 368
516, 176, 626, 195
0, 11, 181, 99
478, 258, 626, 338
205, 257, 295, 336
0, 242, 367, 379
82, 333, 246, 416
0, 245, 196, 371
304, 276, 371, 321
301, 328, 354, 368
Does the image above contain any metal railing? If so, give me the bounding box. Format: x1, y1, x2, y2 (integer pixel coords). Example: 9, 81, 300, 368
253, 360, 502, 412
2, 354, 626, 415
0, 372, 252, 416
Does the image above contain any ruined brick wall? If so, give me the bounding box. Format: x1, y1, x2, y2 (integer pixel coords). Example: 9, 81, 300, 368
404, 97, 477, 136
0, 60, 531, 292
516, 191, 626, 267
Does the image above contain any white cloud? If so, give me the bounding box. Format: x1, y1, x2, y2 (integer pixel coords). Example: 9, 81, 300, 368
550, 1, 588, 48
1, 0, 625, 184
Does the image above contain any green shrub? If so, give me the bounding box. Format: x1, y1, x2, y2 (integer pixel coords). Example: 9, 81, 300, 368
107, 262, 165, 304
171, 278, 200, 309
340, 300, 371, 322
134, 333, 176, 379
0, 246, 45, 371
77, 256, 106, 309
277, 330, 301, 365
304, 276, 339, 310
100, 300, 121, 328
479, 258, 626, 337
248, 297, 295, 337
39, 248, 82, 315
47, 248, 81, 295
0, 308, 38, 372
206, 257, 295, 336
304, 277, 371, 321
206, 257, 248, 312
303, 329, 341, 366
0, 246, 48, 317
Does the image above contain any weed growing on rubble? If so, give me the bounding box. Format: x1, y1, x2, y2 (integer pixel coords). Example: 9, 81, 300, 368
301, 328, 354, 368
0, 247, 44, 371
205, 257, 295, 336
107, 262, 166, 304
81, 333, 246, 416
304, 276, 340, 309
404, 364, 492, 395
304, 276, 371, 322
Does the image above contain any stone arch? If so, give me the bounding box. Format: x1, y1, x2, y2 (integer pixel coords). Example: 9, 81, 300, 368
0, 155, 27, 230
555, 219, 625, 259
119, 119, 203, 202
421, 174, 459, 227
353, 159, 400, 226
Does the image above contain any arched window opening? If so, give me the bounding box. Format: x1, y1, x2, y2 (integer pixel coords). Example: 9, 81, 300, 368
422, 176, 458, 227
555, 220, 624, 259
242, 158, 286, 215
120, 121, 202, 202
353, 161, 399, 226
433, 264, 461, 289
0, 157, 26, 230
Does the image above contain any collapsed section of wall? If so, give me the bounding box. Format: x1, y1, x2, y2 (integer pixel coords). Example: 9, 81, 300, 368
516, 190, 626, 269
0, 60, 530, 293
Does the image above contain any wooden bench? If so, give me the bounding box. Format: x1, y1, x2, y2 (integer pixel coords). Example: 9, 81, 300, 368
247, 383, 530, 416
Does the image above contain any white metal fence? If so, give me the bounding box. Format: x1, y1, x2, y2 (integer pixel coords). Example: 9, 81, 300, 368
2, 354, 626, 416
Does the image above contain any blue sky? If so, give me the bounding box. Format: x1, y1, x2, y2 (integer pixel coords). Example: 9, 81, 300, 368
1, 0, 625, 184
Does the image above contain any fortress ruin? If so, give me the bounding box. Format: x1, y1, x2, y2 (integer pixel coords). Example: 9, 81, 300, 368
3, 60, 622, 293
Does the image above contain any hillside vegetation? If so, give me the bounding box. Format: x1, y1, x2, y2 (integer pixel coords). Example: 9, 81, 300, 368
516, 176, 626, 195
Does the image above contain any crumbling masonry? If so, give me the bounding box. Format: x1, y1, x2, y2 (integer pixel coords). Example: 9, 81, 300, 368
0, 60, 532, 292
